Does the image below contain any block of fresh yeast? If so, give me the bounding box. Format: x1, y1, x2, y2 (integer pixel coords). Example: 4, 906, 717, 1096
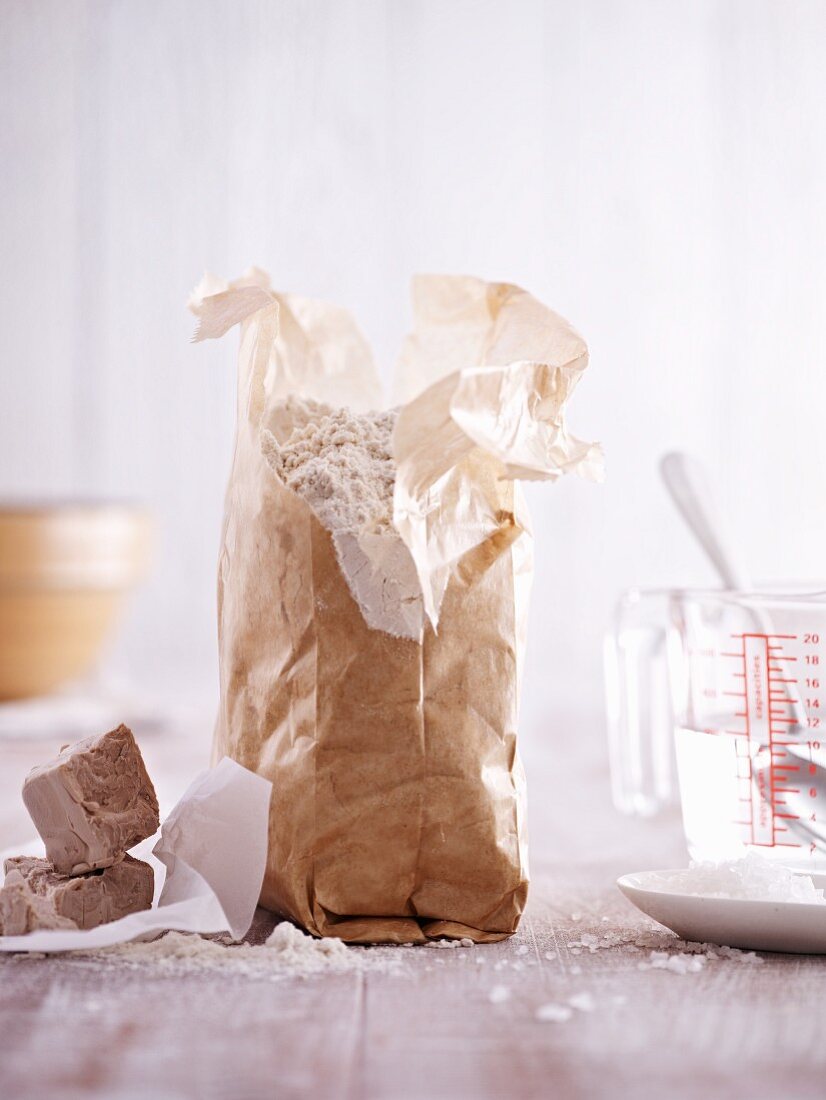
22, 724, 160, 875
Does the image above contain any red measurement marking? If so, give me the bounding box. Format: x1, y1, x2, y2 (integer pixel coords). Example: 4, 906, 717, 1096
769, 717, 799, 724
721, 651, 745, 658
775, 813, 801, 819
774, 764, 801, 771
724, 691, 747, 698
769, 656, 798, 662
773, 842, 803, 848
770, 677, 798, 683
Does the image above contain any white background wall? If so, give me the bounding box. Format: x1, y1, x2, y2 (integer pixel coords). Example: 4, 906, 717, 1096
2, 0, 826, 736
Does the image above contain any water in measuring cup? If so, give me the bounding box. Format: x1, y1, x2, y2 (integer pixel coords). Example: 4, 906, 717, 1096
676, 726, 811, 869
677, 627, 826, 871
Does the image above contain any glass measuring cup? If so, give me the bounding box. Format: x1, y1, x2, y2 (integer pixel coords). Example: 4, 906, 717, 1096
605, 586, 826, 870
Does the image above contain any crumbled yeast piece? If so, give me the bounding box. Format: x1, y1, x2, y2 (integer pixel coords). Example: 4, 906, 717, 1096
3, 854, 153, 931
0, 871, 78, 935
22, 725, 159, 875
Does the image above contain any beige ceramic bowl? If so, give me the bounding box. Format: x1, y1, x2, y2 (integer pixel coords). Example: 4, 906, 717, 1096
0, 504, 152, 700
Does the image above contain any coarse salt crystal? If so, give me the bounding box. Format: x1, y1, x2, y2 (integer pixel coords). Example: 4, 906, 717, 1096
647, 853, 826, 905
647, 950, 706, 974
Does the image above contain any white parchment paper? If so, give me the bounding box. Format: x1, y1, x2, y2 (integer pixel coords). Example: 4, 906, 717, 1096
0, 757, 272, 953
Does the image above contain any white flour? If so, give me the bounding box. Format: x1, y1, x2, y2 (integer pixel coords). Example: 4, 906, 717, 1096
261, 400, 424, 639
268, 404, 398, 535
73, 923, 406, 980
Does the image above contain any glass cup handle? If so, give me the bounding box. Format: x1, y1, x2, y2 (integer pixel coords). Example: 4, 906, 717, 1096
604, 590, 675, 816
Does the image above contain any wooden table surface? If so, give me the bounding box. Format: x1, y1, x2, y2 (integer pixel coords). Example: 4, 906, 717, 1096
1, 712, 825, 1100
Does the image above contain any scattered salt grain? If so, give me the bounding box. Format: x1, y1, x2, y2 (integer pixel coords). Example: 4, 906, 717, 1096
488, 985, 511, 1004
544, 951, 557, 961
568, 991, 596, 1012
645, 950, 706, 974
536, 1003, 573, 1023
516, 945, 529, 956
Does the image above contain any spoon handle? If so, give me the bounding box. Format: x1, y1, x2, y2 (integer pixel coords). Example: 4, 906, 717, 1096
659, 452, 750, 590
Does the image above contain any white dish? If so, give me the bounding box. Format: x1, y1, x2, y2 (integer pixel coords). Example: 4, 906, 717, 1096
617, 869, 826, 954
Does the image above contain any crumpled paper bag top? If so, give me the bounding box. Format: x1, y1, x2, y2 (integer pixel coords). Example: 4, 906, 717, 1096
190, 269, 603, 632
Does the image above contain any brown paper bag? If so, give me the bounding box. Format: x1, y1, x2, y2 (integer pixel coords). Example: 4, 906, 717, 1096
190, 271, 601, 943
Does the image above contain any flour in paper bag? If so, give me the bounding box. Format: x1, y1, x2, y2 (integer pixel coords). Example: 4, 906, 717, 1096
268, 402, 397, 534
262, 400, 424, 639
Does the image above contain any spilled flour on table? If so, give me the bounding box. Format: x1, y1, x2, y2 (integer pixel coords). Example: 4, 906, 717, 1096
69, 923, 408, 981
